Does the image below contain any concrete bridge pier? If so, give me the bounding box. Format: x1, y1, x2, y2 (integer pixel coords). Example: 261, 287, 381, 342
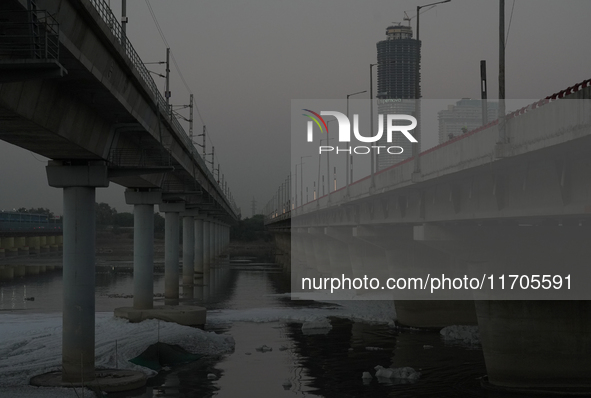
125, 190, 162, 310
476, 300, 591, 391
181, 212, 196, 287
290, 229, 306, 268
273, 229, 291, 271
214, 222, 220, 258
281, 229, 292, 271
209, 220, 216, 265
160, 202, 185, 305
46, 161, 109, 383
39, 236, 49, 253
221, 223, 228, 253
26, 236, 41, 254
289, 229, 309, 285
47, 235, 57, 252
1, 237, 17, 257
13, 237, 28, 255
115, 192, 204, 327
324, 227, 354, 276
392, 245, 476, 328
300, 229, 320, 278
202, 219, 211, 281
193, 216, 204, 284
415, 224, 591, 392
307, 227, 332, 277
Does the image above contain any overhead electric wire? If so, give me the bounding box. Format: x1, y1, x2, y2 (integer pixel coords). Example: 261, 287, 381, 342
144, 0, 227, 164
505, 0, 516, 46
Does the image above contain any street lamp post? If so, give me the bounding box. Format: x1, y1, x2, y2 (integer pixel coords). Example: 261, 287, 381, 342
369, 63, 378, 188
320, 136, 335, 201
414, 0, 451, 175
299, 155, 311, 208
316, 119, 336, 205
346, 90, 366, 195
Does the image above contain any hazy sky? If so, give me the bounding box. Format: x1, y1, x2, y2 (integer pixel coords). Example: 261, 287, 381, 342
0, 0, 589, 216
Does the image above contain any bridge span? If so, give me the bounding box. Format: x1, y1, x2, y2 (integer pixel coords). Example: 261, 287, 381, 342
265, 82, 591, 392
1, 0, 237, 389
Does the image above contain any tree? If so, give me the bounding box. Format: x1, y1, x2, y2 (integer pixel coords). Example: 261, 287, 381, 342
95, 202, 117, 227
113, 212, 134, 227
154, 212, 165, 233
230, 214, 269, 241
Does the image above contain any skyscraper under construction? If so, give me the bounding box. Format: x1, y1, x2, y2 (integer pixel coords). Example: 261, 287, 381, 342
376, 24, 420, 170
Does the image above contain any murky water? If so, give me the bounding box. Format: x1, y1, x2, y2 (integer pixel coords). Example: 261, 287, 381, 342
0, 255, 516, 397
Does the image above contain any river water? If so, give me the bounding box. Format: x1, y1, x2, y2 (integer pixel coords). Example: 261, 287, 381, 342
0, 253, 534, 398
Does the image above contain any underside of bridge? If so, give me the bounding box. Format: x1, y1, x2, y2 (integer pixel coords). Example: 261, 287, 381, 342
0, 0, 238, 391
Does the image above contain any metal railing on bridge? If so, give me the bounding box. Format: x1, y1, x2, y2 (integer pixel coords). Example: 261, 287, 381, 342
0, 212, 62, 233
0, 9, 60, 61
86, 0, 239, 217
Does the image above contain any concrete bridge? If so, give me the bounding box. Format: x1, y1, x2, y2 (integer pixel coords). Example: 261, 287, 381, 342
0, 0, 237, 390
265, 81, 591, 392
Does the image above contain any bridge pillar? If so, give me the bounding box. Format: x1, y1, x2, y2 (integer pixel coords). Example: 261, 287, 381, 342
476, 300, 591, 391
12, 237, 28, 255
217, 222, 222, 256
323, 229, 351, 278
125, 190, 162, 310
307, 227, 332, 276
194, 216, 204, 283
209, 219, 216, 265
26, 236, 40, 254
203, 219, 210, 278
39, 236, 49, 253
46, 161, 109, 383
215, 221, 220, 257
415, 224, 591, 391
159, 202, 185, 305
47, 235, 57, 252
181, 212, 196, 287
290, 228, 307, 269
1, 237, 17, 257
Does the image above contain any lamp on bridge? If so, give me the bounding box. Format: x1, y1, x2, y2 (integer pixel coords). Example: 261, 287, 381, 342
346, 90, 367, 194
369, 61, 394, 187
413, 0, 452, 176
296, 155, 311, 208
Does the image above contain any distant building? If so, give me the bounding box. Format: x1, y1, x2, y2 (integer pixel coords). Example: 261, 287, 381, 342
376, 24, 420, 170
438, 99, 498, 144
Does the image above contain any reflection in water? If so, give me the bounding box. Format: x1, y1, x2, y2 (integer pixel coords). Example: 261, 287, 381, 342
1, 253, 498, 397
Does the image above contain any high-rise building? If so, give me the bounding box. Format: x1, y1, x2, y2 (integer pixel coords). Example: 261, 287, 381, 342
438, 99, 499, 143
376, 24, 420, 170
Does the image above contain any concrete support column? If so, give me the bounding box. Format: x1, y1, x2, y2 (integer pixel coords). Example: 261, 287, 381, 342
62, 187, 96, 381
40, 236, 49, 253
217, 222, 221, 256
477, 300, 591, 390
225, 224, 229, 252
160, 202, 185, 305
203, 219, 210, 275
125, 190, 162, 310
46, 161, 109, 383
0, 237, 17, 257
14, 237, 29, 255
213, 220, 220, 256
209, 220, 216, 265
194, 217, 204, 282
47, 235, 57, 252
26, 236, 40, 254
182, 216, 195, 286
